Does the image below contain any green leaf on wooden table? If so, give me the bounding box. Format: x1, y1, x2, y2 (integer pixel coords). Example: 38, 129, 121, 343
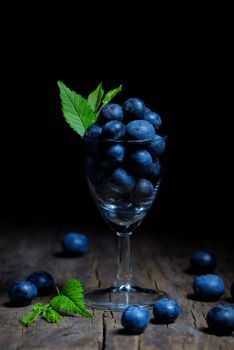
19, 278, 93, 326
102, 84, 122, 105
50, 279, 92, 318
19, 304, 43, 326
74, 303, 93, 318
57, 81, 96, 137
61, 279, 84, 303
50, 295, 79, 314
87, 82, 104, 113
43, 307, 61, 324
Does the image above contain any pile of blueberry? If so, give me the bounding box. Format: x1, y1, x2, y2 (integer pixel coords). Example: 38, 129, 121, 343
8, 271, 54, 305
121, 298, 180, 334
84, 98, 166, 205
190, 250, 234, 335
120, 250, 234, 335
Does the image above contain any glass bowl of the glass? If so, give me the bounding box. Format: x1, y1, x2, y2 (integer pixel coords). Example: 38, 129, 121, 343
83, 136, 168, 311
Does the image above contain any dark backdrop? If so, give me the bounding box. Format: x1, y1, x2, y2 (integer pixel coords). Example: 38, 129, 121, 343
2, 28, 233, 239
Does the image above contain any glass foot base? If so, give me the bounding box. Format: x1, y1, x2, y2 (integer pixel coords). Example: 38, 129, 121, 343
84, 285, 168, 311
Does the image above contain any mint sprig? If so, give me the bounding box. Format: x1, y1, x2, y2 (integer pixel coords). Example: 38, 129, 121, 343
87, 82, 104, 112
19, 279, 92, 326
58, 81, 122, 136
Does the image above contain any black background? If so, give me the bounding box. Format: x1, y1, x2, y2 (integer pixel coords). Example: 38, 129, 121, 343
1, 24, 233, 240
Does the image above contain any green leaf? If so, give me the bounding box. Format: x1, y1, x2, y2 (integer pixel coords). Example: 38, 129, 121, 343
74, 304, 93, 318
62, 279, 84, 303
50, 295, 79, 314
44, 307, 61, 324
57, 81, 96, 137
87, 83, 104, 112
102, 84, 122, 105
50, 279, 92, 318
20, 304, 43, 326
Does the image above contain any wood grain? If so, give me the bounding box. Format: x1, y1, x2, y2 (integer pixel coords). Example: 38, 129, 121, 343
0, 225, 233, 350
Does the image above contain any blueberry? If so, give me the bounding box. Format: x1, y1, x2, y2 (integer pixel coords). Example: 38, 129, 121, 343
102, 121, 126, 140
191, 250, 217, 273
27, 271, 54, 296
100, 103, 124, 123
121, 305, 149, 333
153, 298, 180, 324
144, 108, 162, 130
134, 178, 155, 204
147, 159, 161, 180
123, 98, 146, 119
8, 280, 38, 305
126, 120, 155, 140
62, 233, 89, 255
148, 135, 166, 158
108, 168, 135, 193
207, 304, 234, 335
193, 274, 224, 301
129, 149, 153, 175
231, 283, 234, 299
101, 144, 125, 168
84, 123, 102, 139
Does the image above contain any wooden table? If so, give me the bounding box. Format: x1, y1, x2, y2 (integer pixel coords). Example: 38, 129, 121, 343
0, 225, 233, 350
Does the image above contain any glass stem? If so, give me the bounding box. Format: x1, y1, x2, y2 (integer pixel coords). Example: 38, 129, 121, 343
115, 232, 132, 289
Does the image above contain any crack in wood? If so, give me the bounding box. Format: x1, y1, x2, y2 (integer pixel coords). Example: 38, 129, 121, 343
190, 307, 198, 329
95, 268, 101, 288
99, 312, 107, 350
137, 335, 142, 350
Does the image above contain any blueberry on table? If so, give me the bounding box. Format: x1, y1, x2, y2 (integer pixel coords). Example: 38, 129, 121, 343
143, 108, 162, 130
134, 178, 155, 204
121, 305, 149, 333
102, 121, 126, 140
62, 233, 89, 255
153, 298, 180, 323
207, 304, 234, 335
129, 149, 153, 175
8, 280, 38, 305
126, 120, 155, 140
100, 103, 124, 123
123, 98, 146, 119
101, 144, 125, 168
148, 135, 166, 158
27, 271, 54, 296
191, 250, 217, 273
193, 274, 224, 301
108, 168, 135, 193
231, 283, 234, 299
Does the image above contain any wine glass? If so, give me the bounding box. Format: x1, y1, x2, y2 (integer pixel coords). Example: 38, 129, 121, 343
83, 137, 167, 311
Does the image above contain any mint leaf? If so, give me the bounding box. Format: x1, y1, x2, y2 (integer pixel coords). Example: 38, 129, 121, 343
50, 295, 79, 314
62, 279, 84, 303
50, 279, 92, 318
102, 84, 122, 105
87, 83, 104, 113
43, 307, 61, 324
19, 278, 93, 327
57, 81, 96, 137
74, 304, 93, 318
61, 279, 92, 318
19, 304, 43, 326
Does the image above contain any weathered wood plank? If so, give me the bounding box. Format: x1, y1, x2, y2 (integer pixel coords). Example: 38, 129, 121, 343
0, 225, 234, 350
